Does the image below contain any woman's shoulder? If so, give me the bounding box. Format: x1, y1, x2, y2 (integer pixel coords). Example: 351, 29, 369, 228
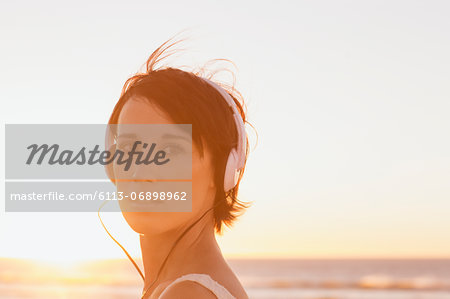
157, 273, 239, 299
158, 279, 218, 299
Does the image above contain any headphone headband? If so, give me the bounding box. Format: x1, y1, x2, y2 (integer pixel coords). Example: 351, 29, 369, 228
200, 77, 246, 191
200, 77, 246, 168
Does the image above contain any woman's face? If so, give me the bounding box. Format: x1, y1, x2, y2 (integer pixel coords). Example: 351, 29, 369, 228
115, 97, 217, 235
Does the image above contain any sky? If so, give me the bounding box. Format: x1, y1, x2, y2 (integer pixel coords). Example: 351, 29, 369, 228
0, 0, 449, 262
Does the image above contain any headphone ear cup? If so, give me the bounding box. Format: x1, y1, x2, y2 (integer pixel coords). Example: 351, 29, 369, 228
105, 144, 116, 185
224, 149, 239, 192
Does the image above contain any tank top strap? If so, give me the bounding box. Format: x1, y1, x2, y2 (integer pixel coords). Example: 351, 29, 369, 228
158, 273, 237, 299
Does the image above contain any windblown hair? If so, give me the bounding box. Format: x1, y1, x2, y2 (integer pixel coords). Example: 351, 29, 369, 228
108, 38, 252, 234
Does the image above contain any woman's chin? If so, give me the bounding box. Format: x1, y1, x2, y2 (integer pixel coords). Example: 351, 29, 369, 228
120, 211, 179, 235
120, 212, 153, 234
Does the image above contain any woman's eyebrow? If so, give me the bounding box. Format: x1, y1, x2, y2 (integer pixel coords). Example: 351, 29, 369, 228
116, 133, 191, 143
116, 133, 138, 140
161, 133, 191, 143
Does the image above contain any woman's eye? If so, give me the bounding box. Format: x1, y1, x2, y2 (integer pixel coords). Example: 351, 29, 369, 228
161, 144, 184, 156
117, 142, 133, 152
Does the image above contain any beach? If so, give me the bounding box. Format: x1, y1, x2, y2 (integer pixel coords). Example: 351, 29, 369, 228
1, 258, 449, 299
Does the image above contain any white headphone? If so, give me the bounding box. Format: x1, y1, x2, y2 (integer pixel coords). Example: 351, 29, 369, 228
200, 77, 247, 192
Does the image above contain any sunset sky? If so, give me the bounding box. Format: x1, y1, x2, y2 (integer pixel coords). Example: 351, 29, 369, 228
1, 0, 450, 263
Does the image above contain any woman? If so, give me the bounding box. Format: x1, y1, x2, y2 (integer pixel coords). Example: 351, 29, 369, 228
106, 38, 252, 299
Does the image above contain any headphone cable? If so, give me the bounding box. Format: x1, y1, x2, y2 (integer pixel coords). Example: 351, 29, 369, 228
97, 201, 145, 281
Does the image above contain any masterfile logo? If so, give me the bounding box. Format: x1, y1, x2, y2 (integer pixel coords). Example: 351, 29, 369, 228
4, 124, 192, 212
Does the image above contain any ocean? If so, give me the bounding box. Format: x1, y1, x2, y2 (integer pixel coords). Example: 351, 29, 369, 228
0, 258, 449, 299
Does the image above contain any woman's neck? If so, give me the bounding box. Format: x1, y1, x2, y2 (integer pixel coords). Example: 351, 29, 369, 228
140, 215, 221, 297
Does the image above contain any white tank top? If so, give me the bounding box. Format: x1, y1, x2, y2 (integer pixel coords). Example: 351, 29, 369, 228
158, 273, 237, 299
